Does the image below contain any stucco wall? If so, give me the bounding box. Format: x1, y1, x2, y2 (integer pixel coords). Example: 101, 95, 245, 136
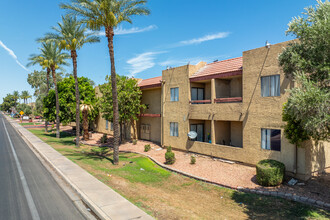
215, 79, 230, 98
231, 121, 243, 147
215, 121, 230, 145
230, 77, 242, 97
138, 117, 161, 143
241, 41, 299, 173
141, 88, 161, 114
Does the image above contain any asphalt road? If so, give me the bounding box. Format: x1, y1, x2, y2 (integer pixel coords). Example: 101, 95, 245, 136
0, 114, 85, 220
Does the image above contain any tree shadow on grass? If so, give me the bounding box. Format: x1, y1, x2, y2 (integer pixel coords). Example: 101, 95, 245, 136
231, 191, 330, 219
65, 147, 115, 164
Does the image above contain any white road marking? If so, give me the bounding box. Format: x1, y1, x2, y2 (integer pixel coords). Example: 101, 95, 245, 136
2, 118, 41, 220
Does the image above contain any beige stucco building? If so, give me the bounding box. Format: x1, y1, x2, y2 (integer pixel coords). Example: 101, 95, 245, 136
95, 41, 329, 180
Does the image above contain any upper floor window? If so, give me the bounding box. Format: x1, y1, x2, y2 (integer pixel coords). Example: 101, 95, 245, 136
261, 75, 280, 97
170, 122, 178, 137
110, 122, 114, 131
191, 88, 204, 101
261, 128, 281, 151
170, 87, 179, 101
106, 120, 109, 130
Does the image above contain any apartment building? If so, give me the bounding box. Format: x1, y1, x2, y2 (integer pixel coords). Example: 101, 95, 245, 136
136, 41, 329, 180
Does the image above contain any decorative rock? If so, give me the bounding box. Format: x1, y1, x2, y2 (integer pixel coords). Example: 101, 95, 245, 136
299, 197, 308, 202
292, 195, 300, 201
324, 203, 330, 209
285, 193, 292, 198
307, 198, 316, 204
277, 192, 285, 198
263, 191, 270, 196
316, 201, 325, 206
270, 191, 277, 196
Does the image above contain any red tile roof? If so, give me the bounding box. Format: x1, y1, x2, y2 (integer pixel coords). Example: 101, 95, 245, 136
138, 76, 162, 89
190, 57, 243, 82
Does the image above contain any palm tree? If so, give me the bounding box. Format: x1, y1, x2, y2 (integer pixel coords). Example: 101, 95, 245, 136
61, 0, 150, 164
12, 91, 20, 106
28, 43, 53, 132
21, 91, 32, 104
39, 42, 70, 138
80, 101, 94, 141
39, 15, 100, 147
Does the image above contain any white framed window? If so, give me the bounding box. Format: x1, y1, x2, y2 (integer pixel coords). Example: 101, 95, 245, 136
261, 75, 280, 97
106, 120, 109, 130
261, 129, 281, 151
170, 87, 179, 101
170, 122, 178, 137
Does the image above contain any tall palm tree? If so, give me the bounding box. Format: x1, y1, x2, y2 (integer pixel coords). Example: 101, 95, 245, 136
21, 91, 32, 104
28, 43, 53, 132
12, 91, 20, 106
39, 15, 100, 147
40, 42, 70, 138
61, 0, 150, 164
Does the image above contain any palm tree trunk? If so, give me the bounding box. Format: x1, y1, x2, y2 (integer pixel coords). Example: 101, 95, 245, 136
106, 27, 120, 165
82, 109, 89, 140
72, 50, 80, 147
45, 68, 50, 132
51, 66, 60, 138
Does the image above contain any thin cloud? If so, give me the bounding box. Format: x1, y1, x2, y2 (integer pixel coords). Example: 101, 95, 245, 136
89, 25, 157, 36
127, 51, 165, 77
179, 32, 230, 45
116, 25, 157, 35
0, 40, 29, 71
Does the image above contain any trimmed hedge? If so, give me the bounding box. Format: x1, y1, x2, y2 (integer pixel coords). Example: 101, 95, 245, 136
256, 159, 285, 186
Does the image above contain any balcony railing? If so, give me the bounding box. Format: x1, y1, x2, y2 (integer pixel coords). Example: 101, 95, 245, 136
189, 100, 212, 104
214, 97, 242, 103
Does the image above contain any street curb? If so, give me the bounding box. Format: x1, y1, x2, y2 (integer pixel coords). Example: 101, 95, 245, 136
3, 114, 154, 220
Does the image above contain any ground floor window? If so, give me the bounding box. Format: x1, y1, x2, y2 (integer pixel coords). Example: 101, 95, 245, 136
261, 129, 281, 151
190, 124, 204, 142
170, 122, 178, 137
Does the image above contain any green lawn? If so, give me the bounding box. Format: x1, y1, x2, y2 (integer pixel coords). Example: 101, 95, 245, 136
20, 122, 42, 126
29, 128, 330, 220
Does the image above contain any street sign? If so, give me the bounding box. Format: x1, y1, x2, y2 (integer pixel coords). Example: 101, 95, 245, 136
20, 111, 24, 115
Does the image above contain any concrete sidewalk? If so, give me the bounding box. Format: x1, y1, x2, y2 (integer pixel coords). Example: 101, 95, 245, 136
4, 114, 153, 220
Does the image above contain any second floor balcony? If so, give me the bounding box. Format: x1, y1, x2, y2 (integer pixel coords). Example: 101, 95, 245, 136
189, 76, 243, 104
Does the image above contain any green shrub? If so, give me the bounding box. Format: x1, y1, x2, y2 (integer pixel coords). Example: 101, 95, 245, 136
165, 146, 175, 165
132, 139, 137, 145
144, 144, 151, 152
100, 134, 107, 144
256, 159, 285, 186
190, 155, 196, 164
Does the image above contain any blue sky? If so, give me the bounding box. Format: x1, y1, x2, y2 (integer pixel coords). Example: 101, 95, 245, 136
0, 0, 316, 103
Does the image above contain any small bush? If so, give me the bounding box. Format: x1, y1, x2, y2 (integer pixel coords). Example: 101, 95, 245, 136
190, 155, 196, 164
100, 134, 107, 144
256, 159, 285, 186
144, 144, 151, 152
165, 146, 175, 165
132, 139, 137, 145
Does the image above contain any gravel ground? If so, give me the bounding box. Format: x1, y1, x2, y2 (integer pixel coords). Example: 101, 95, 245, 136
58, 130, 330, 204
